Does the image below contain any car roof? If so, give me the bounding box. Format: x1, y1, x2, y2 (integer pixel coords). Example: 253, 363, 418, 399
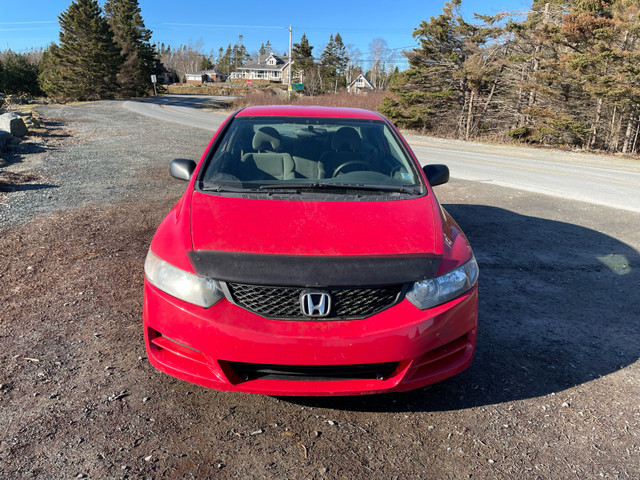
235, 105, 386, 121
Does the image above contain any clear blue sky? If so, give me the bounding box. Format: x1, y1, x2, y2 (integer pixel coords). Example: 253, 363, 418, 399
1, 0, 531, 68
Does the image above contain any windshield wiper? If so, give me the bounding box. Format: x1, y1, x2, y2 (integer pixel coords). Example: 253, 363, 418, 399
259, 183, 317, 190
330, 183, 420, 194
200, 182, 254, 193
260, 182, 420, 194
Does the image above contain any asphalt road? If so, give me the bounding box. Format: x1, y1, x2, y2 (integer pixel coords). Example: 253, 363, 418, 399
124, 95, 640, 213
123, 95, 230, 131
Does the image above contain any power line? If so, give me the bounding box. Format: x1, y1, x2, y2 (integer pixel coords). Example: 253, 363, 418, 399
161, 22, 412, 34
0, 21, 58, 25
162, 23, 287, 29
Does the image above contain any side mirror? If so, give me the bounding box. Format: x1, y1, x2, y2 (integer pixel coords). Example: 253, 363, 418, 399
423, 164, 450, 187
170, 158, 197, 181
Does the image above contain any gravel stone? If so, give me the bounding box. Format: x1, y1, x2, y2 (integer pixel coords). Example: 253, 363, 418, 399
1, 101, 211, 227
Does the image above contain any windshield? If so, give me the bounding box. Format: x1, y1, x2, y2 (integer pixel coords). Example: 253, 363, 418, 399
200, 116, 423, 195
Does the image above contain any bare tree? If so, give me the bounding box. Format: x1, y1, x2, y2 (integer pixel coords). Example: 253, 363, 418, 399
368, 38, 389, 89
344, 44, 362, 86
159, 40, 205, 82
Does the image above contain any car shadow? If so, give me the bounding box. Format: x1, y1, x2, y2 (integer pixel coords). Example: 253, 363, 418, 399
284, 204, 640, 412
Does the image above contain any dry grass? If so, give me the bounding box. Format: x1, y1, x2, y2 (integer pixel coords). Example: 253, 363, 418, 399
232, 89, 390, 112
166, 83, 249, 96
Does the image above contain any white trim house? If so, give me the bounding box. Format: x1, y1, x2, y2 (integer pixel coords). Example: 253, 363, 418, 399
347, 74, 376, 94
230, 53, 291, 83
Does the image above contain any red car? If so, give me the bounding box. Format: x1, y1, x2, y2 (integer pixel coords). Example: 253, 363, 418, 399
143, 105, 478, 396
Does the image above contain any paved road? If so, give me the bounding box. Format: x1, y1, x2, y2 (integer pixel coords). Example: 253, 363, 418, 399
124, 95, 640, 213
124, 94, 229, 131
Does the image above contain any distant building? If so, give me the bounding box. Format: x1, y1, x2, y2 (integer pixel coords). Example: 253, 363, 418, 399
230, 53, 291, 84
185, 70, 228, 85
347, 74, 376, 94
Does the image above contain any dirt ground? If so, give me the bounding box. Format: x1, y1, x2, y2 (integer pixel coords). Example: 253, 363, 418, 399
1, 102, 639, 479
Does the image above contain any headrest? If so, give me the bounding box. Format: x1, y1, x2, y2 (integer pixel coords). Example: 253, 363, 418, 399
331, 127, 361, 151
252, 127, 281, 151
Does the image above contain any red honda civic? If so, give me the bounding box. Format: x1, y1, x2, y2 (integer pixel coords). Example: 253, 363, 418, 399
143, 105, 478, 396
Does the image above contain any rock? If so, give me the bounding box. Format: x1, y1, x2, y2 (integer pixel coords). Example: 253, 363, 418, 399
0, 130, 11, 146
0, 113, 28, 137
20, 112, 34, 128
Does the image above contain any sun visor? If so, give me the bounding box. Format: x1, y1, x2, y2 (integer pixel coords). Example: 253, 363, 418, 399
188, 251, 442, 287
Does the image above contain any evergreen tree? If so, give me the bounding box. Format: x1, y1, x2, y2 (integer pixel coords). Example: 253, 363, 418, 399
380, 0, 500, 135
259, 41, 273, 56
104, 0, 155, 97
40, 0, 122, 101
0, 51, 41, 95
231, 35, 250, 71
292, 33, 314, 83
556, 0, 619, 148
334, 35, 347, 65
200, 54, 214, 71
217, 44, 232, 75
320, 33, 348, 92
38, 44, 63, 98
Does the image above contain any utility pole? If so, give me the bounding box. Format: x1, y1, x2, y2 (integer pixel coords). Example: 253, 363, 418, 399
288, 24, 293, 100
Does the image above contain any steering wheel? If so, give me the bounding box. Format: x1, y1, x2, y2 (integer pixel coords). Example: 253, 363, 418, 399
333, 160, 373, 176
390, 165, 407, 178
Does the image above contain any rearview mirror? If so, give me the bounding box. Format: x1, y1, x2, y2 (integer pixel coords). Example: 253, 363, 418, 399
170, 158, 197, 181
423, 164, 450, 187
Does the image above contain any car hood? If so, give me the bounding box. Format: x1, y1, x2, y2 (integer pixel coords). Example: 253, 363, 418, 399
190, 191, 440, 256
188, 192, 443, 286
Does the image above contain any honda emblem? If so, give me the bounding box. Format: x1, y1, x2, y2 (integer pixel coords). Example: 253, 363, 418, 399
300, 291, 331, 317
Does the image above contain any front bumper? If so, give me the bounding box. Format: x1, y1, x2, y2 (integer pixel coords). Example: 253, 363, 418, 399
142, 281, 478, 396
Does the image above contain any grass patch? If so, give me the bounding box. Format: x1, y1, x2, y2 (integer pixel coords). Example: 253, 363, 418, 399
232, 89, 391, 112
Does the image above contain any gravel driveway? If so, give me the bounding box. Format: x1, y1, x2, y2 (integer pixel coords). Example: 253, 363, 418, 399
1, 101, 639, 479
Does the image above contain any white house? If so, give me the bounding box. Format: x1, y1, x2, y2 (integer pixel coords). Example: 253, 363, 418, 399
230, 53, 291, 84
347, 74, 376, 94
185, 70, 228, 85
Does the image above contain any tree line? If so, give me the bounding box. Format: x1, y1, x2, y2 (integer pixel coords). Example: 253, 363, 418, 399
4, 0, 640, 153
0, 0, 399, 101
0, 0, 155, 101
155, 32, 398, 94
381, 0, 640, 153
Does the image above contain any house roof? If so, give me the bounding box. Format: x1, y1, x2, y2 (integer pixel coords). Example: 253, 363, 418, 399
238, 53, 290, 72
348, 74, 375, 90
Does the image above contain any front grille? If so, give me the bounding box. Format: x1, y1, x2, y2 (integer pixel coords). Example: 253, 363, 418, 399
225, 283, 404, 319
227, 361, 400, 381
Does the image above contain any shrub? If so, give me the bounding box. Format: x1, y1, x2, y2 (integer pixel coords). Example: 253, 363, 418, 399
231, 89, 390, 112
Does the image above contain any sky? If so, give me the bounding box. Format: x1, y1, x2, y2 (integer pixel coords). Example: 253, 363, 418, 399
0, 0, 531, 68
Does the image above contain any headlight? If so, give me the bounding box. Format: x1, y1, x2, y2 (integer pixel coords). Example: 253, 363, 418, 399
406, 256, 478, 310
144, 250, 223, 308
